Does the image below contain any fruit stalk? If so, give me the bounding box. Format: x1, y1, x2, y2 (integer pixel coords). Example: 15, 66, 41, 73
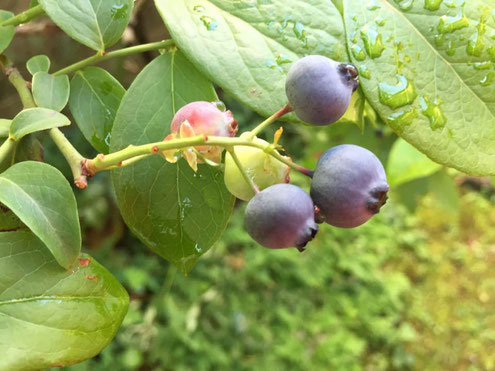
85, 135, 311, 178
48, 128, 87, 189
226, 148, 260, 194
0, 138, 15, 166
247, 104, 293, 139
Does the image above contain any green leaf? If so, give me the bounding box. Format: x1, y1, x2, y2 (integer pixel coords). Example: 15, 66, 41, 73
111, 51, 235, 274
427, 169, 460, 215
29, 0, 40, 7
26, 54, 51, 75
0, 162, 81, 268
39, 0, 134, 52
32, 72, 70, 111
0, 10, 14, 54
387, 138, 442, 187
339, 89, 365, 129
9, 108, 70, 141
0, 207, 25, 232
69, 67, 126, 153
0, 231, 129, 370
155, 0, 347, 123
343, 0, 495, 176
0, 119, 11, 138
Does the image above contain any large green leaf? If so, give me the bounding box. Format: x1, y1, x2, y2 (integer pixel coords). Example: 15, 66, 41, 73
0, 162, 81, 268
155, 0, 347, 123
0, 10, 14, 54
387, 138, 442, 187
343, 0, 495, 176
9, 108, 70, 141
69, 67, 126, 153
32, 72, 70, 112
111, 51, 235, 274
39, 0, 134, 52
0, 231, 129, 370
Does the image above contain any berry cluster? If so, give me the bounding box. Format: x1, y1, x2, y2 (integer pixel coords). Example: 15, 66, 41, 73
167, 55, 389, 251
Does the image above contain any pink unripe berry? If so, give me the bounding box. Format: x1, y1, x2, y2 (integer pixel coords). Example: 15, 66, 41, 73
171, 101, 238, 138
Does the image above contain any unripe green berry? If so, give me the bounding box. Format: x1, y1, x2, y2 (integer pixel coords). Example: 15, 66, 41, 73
224, 135, 290, 201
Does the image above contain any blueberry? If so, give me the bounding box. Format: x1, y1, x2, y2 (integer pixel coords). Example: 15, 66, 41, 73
310, 145, 389, 228
224, 134, 290, 201
285, 55, 359, 126
245, 184, 318, 250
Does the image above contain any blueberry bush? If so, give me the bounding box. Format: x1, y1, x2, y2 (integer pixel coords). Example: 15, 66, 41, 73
0, 0, 494, 369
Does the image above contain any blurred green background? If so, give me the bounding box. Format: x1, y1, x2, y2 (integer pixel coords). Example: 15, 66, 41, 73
2, 1, 495, 370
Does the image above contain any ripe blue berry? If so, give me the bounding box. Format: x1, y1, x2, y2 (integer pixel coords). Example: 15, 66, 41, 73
310, 145, 389, 228
245, 184, 318, 250
285, 55, 359, 125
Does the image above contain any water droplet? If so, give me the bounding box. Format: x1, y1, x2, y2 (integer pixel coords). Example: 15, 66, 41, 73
265, 60, 282, 72
378, 75, 417, 108
359, 65, 371, 79
265, 54, 292, 73
351, 44, 366, 61
351, 31, 359, 44
387, 108, 418, 130
367, 0, 381, 10
434, 34, 445, 46
419, 96, 447, 130
200, 16, 218, 31
360, 25, 385, 59
375, 17, 386, 26
193, 5, 205, 12
293, 21, 308, 47
480, 72, 495, 86
394, 0, 414, 11
446, 40, 456, 55
424, 0, 443, 11
444, 0, 465, 7
111, 3, 128, 20
437, 9, 469, 34
104, 133, 111, 146
467, 17, 487, 57
180, 197, 193, 220
275, 54, 292, 65
474, 61, 492, 70
213, 101, 226, 111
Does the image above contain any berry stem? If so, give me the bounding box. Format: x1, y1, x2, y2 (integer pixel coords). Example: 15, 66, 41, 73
48, 128, 87, 189
247, 104, 293, 139
53, 40, 175, 76
0, 138, 15, 167
192, 149, 223, 168
0, 5, 45, 27
85, 135, 311, 179
226, 148, 260, 195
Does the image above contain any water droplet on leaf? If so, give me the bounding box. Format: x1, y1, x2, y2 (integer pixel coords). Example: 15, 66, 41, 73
419, 96, 447, 130
360, 25, 386, 59
378, 75, 417, 109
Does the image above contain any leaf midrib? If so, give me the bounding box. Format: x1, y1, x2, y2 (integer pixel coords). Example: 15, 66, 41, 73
0, 295, 106, 306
